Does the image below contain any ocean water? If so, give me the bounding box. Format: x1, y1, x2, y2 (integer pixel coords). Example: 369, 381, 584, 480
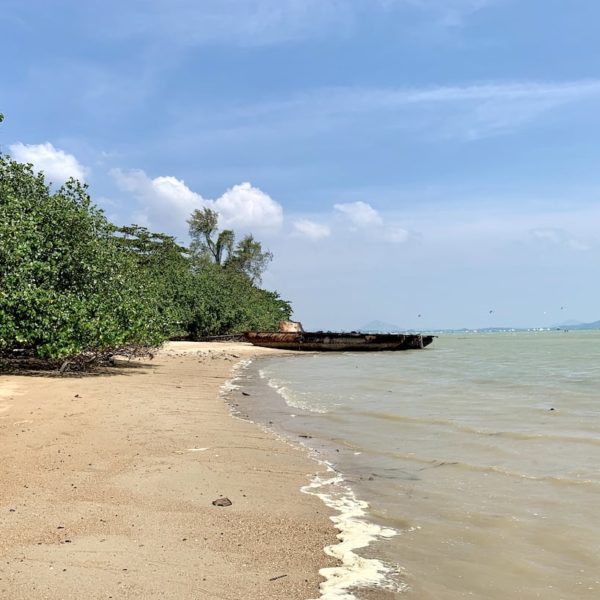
232, 331, 600, 599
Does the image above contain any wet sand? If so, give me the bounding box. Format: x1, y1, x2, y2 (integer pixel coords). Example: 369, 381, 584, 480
0, 342, 338, 600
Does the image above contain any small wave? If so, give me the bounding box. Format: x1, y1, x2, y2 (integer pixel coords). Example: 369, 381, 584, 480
478, 429, 600, 446
464, 463, 600, 488
378, 454, 600, 488
220, 358, 252, 396
340, 446, 600, 489
302, 465, 407, 599
265, 377, 331, 414
355, 410, 457, 428
355, 410, 600, 447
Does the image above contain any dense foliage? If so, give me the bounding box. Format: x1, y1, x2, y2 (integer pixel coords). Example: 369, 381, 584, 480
186, 263, 291, 338
114, 225, 194, 339
0, 158, 169, 360
188, 207, 273, 284
0, 144, 291, 364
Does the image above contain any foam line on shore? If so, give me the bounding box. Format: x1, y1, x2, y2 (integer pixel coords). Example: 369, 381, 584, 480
302, 464, 405, 599
223, 355, 404, 598
220, 358, 253, 395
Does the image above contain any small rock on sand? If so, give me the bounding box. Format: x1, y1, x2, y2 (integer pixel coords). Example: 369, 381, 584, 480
212, 497, 232, 507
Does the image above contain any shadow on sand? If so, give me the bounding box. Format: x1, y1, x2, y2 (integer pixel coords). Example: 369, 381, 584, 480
0, 356, 158, 378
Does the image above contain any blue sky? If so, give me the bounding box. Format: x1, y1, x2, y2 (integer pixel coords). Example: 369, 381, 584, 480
2, 0, 600, 329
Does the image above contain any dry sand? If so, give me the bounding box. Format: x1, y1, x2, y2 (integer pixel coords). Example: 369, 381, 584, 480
0, 342, 338, 600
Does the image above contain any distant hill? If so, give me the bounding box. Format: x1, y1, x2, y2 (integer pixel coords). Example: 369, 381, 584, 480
554, 320, 584, 327
554, 320, 600, 330
358, 320, 403, 332
357, 319, 600, 333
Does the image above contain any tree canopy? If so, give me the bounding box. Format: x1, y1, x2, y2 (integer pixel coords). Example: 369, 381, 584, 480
0, 157, 168, 361
0, 125, 291, 366
188, 207, 273, 283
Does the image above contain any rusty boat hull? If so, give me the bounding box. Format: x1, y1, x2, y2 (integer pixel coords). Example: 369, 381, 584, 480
243, 331, 435, 352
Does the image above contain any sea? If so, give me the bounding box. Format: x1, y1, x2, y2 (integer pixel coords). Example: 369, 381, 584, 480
229, 330, 600, 599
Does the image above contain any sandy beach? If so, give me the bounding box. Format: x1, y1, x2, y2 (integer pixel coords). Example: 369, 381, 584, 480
0, 342, 338, 600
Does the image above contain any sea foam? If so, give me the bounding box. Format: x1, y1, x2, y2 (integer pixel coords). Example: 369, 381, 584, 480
229, 359, 405, 597
302, 464, 406, 599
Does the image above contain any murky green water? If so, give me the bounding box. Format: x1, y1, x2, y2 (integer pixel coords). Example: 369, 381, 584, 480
238, 331, 600, 599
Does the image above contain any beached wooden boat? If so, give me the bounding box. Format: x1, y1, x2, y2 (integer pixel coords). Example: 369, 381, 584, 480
243, 330, 435, 352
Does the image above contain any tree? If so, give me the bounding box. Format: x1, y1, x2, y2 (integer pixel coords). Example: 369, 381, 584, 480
114, 224, 193, 338
188, 208, 235, 266
225, 234, 273, 285
187, 207, 272, 283
0, 156, 170, 362
186, 263, 291, 338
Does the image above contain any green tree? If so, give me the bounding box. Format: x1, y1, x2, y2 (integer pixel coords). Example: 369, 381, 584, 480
114, 224, 193, 338
225, 234, 273, 285
186, 264, 291, 338
0, 155, 169, 362
188, 207, 235, 266
187, 207, 273, 283
185, 207, 284, 335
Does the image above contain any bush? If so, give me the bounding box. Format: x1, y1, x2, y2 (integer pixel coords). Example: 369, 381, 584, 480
187, 264, 291, 338
0, 156, 169, 361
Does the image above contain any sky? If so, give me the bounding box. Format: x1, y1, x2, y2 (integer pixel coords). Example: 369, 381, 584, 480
1, 0, 600, 330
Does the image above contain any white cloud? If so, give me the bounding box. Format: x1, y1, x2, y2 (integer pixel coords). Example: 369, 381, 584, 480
111, 169, 204, 217
331, 201, 418, 243
152, 175, 204, 211
110, 169, 203, 233
215, 182, 283, 230
293, 219, 331, 240
111, 169, 283, 234
334, 201, 383, 228
530, 228, 567, 245
384, 225, 411, 243
9, 142, 88, 183
529, 227, 588, 251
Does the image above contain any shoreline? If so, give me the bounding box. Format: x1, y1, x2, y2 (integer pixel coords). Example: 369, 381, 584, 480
232, 355, 406, 599
0, 341, 338, 599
